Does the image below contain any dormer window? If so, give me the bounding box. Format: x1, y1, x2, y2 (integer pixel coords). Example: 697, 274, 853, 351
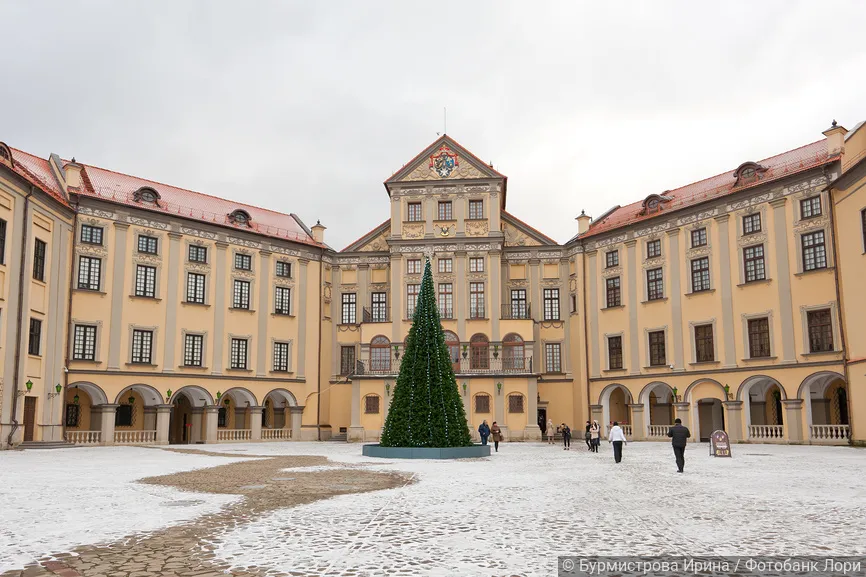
733, 162, 766, 186
229, 209, 252, 226
133, 186, 160, 204
640, 193, 671, 216
0, 143, 11, 167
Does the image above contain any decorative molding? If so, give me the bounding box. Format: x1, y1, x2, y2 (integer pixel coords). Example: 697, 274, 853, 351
227, 235, 263, 249
465, 220, 489, 237
181, 226, 219, 240
127, 216, 170, 230
401, 223, 425, 239
78, 207, 116, 219
737, 232, 767, 248
601, 266, 622, 279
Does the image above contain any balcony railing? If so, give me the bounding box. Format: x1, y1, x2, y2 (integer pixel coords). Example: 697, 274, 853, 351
501, 303, 532, 320
354, 354, 534, 376
362, 307, 390, 323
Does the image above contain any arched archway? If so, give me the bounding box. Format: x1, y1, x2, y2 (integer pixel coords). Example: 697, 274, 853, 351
263, 389, 302, 439
219, 387, 258, 430
64, 382, 109, 441
685, 379, 726, 442
599, 384, 633, 436
798, 371, 849, 443
738, 375, 785, 441
168, 386, 213, 444
113, 384, 164, 434
639, 382, 675, 436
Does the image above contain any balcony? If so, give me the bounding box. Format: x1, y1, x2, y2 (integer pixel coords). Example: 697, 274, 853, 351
354, 354, 534, 376
362, 307, 390, 323
501, 303, 532, 320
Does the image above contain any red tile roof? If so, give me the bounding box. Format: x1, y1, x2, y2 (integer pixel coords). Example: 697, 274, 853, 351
580, 140, 835, 239
9, 148, 70, 207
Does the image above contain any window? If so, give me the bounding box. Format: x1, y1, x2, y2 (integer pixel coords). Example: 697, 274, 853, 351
340, 346, 355, 376
229, 209, 251, 226
183, 334, 204, 367
606, 277, 621, 308
438, 258, 452, 273
65, 403, 80, 428
508, 394, 524, 413
510, 289, 527, 319
469, 200, 483, 220
137, 235, 158, 254
406, 284, 420, 317
444, 331, 460, 371
370, 336, 391, 372
470, 282, 485, 318
28, 318, 42, 356
743, 213, 761, 234
371, 292, 387, 322
694, 324, 714, 362
438, 201, 453, 220
217, 407, 227, 428
691, 228, 707, 248
33, 239, 46, 281
438, 283, 453, 319
230, 338, 248, 369
341, 293, 356, 324
469, 257, 484, 272
407, 259, 422, 274
73, 325, 97, 361
365, 395, 380, 414
275, 261, 292, 278
115, 405, 133, 428
77, 256, 101, 291
691, 257, 710, 292
80, 224, 103, 245
571, 293, 576, 313
470, 334, 489, 370
0, 218, 6, 264
605, 250, 619, 268
475, 394, 490, 413
186, 272, 206, 303
233, 279, 251, 309
275, 286, 291, 315
648, 331, 666, 366
234, 253, 252, 271
744, 245, 766, 282
802, 230, 827, 271
503, 333, 525, 371
807, 309, 833, 353
135, 265, 157, 298
188, 245, 207, 263
647, 268, 664, 300
131, 329, 153, 364
647, 239, 661, 258
801, 196, 822, 219
273, 342, 290, 372
748, 318, 771, 358
543, 288, 560, 320
407, 202, 422, 222
608, 336, 623, 370
545, 343, 562, 373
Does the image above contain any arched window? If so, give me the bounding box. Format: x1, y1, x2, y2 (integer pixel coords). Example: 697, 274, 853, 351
0, 143, 11, 167
470, 334, 489, 370
443, 330, 460, 373
474, 393, 491, 414
229, 209, 252, 226
734, 162, 765, 186
370, 335, 391, 373
503, 333, 524, 371
508, 393, 525, 414
364, 394, 381, 414
133, 186, 160, 204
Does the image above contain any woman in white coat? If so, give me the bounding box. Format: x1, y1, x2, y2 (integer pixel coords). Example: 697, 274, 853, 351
547, 419, 556, 444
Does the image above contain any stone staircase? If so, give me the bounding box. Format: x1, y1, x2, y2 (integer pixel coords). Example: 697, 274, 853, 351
328, 433, 348, 442
18, 440, 78, 450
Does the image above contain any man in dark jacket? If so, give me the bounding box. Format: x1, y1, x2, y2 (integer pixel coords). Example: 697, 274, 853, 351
667, 418, 691, 473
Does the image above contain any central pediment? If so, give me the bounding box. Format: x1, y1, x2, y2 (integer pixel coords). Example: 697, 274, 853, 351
386, 135, 505, 184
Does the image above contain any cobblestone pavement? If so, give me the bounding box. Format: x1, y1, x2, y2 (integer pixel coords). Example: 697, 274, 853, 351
1, 449, 409, 577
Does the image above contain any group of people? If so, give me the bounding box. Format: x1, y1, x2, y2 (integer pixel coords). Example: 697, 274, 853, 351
480, 417, 692, 472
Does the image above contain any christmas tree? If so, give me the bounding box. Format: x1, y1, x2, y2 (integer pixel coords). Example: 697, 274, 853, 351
380, 258, 472, 447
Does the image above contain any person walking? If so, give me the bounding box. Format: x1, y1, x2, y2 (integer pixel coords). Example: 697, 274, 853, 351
667, 418, 691, 473
547, 419, 556, 445
608, 421, 627, 463
491, 421, 502, 452
590, 420, 600, 453
478, 420, 490, 446
561, 423, 571, 450
584, 421, 592, 450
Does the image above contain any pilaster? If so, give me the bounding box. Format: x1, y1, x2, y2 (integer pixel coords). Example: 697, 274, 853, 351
256, 251, 271, 376
666, 229, 684, 370
155, 404, 172, 445
290, 405, 304, 440
782, 399, 805, 442
212, 241, 228, 374
97, 404, 119, 446
203, 406, 219, 443
628, 404, 646, 440
249, 406, 263, 440
722, 400, 743, 442
714, 215, 737, 367
107, 223, 129, 369
770, 198, 796, 363
162, 232, 182, 371
523, 377, 541, 440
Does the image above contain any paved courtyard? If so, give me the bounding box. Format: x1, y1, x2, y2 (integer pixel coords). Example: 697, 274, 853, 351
1, 441, 865, 576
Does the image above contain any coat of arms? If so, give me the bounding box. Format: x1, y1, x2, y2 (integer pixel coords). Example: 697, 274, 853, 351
429, 145, 459, 178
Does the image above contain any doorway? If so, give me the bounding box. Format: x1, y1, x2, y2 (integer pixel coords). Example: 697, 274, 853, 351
537, 408, 547, 436
23, 397, 37, 442
697, 398, 725, 442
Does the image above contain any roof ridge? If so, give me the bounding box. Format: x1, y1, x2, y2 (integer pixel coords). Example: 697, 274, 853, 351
501, 210, 558, 245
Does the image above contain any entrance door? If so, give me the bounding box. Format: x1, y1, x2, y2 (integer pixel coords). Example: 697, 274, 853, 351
699, 402, 713, 442
537, 408, 547, 436
23, 397, 37, 442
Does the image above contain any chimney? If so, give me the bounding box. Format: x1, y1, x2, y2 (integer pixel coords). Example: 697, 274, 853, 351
63, 157, 83, 191
822, 120, 847, 157
576, 210, 591, 235
311, 220, 326, 243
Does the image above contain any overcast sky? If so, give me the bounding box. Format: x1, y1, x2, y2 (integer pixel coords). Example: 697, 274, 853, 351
2, 1, 865, 248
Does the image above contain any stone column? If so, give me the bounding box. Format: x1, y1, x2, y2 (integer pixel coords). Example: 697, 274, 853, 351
155, 405, 172, 445
783, 399, 805, 443
203, 406, 219, 443
190, 408, 204, 443
249, 406, 263, 440
723, 401, 744, 442
348, 378, 364, 441
143, 407, 157, 432
628, 404, 646, 440
290, 406, 304, 440
523, 377, 541, 440
97, 405, 119, 446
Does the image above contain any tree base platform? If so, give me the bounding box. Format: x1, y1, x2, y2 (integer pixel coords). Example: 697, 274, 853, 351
361, 444, 491, 459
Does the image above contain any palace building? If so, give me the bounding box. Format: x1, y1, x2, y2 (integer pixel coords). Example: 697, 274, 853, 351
0, 121, 863, 449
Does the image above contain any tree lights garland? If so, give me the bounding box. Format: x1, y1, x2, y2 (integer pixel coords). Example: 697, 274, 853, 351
379, 257, 471, 448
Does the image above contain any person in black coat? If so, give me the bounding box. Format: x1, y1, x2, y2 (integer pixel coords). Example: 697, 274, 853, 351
667, 418, 691, 473
478, 420, 491, 446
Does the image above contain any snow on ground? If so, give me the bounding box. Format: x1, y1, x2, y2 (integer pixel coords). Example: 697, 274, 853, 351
209, 441, 866, 577
0, 446, 251, 571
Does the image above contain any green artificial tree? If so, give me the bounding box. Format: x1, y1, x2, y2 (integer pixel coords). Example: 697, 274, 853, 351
380, 257, 472, 447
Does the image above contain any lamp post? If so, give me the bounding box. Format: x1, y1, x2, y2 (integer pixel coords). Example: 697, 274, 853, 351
47, 384, 62, 442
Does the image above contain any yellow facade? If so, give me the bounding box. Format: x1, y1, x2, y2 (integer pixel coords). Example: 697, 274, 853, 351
0, 125, 864, 448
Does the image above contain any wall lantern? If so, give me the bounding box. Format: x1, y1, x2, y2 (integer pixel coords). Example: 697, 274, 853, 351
25, 380, 33, 392
73, 394, 80, 405
216, 391, 222, 401
671, 387, 679, 402
128, 395, 136, 405
393, 345, 401, 360
496, 382, 502, 395
385, 382, 391, 397
724, 384, 731, 400
166, 389, 172, 399
55, 384, 62, 394
224, 398, 231, 406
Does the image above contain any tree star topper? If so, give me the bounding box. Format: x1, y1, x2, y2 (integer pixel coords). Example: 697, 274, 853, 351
430, 145, 459, 178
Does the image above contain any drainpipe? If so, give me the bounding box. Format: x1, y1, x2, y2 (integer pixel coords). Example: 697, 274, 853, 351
825, 166, 853, 444
316, 246, 324, 441
61, 200, 79, 444
7, 187, 34, 447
